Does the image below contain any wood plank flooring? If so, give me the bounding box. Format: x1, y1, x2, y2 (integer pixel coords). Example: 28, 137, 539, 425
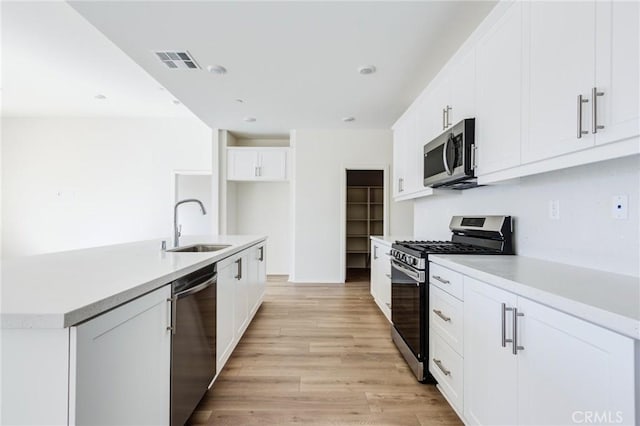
188, 276, 462, 426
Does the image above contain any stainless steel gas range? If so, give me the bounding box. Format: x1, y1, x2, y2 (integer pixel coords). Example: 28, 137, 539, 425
390, 215, 514, 383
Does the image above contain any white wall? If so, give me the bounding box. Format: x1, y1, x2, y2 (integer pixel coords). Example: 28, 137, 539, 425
235, 182, 290, 275
2, 117, 212, 258
291, 129, 413, 283
414, 155, 640, 277
175, 173, 213, 237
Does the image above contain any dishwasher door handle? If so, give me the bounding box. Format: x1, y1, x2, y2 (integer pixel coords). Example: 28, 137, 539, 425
175, 275, 217, 299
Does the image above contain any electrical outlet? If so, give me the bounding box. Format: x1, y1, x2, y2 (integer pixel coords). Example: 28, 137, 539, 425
549, 200, 560, 220
612, 195, 628, 220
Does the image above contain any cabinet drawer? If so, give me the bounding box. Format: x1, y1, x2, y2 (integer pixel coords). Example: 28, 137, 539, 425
429, 263, 464, 300
429, 332, 464, 414
429, 284, 464, 355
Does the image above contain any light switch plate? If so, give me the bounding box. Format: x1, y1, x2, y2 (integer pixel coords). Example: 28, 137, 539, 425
549, 200, 560, 220
612, 195, 628, 220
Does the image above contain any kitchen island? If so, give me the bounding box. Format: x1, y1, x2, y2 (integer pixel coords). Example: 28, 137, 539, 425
1, 235, 266, 425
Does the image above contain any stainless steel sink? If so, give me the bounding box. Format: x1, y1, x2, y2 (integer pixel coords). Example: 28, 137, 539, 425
169, 244, 231, 253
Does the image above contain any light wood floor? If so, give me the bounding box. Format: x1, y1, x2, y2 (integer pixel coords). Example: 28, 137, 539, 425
188, 276, 462, 426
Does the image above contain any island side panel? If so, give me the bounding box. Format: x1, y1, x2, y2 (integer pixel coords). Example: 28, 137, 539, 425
1, 328, 70, 425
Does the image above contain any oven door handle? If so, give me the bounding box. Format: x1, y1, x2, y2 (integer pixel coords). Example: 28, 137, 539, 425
391, 260, 423, 283
443, 134, 453, 176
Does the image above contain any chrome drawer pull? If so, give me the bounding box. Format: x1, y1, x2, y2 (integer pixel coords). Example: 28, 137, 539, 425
385, 302, 391, 308
433, 358, 451, 376
432, 275, 450, 285
385, 273, 391, 279
433, 309, 451, 322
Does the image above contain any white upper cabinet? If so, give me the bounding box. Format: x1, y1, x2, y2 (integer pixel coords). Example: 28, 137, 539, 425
594, 1, 640, 146
448, 49, 476, 125
392, 118, 409, 198
522, 1, 597, 163
227, 147, 288, 182
476, 2, 523, 176
393, 113, 429, 199
394, 0, 638, 191
422, 49, 476, 143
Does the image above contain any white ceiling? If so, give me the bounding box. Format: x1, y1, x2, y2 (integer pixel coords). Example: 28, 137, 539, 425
1, 1, 194, 118
2, 1, 496, 135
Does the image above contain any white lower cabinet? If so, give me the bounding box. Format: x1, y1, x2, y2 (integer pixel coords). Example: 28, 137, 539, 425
217, 254, 237, 371
463, 275, 636, 426
71, 286, 171, 425
217, 242, 267, 373
428, 269, 465, 417
463, 277, 519, 425
370, 239, 392, 321
248, 242, 266, 317
233, 253, 249, 340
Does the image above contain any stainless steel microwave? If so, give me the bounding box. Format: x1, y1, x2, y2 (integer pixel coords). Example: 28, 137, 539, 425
423, 118, 476, 189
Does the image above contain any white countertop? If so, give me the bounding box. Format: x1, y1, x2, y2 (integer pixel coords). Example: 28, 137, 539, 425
430, 255, 640, 340
1, 235, 266, 329
370, 235, 412, 245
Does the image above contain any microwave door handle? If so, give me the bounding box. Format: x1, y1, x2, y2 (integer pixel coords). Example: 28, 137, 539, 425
442, 136, 452, 176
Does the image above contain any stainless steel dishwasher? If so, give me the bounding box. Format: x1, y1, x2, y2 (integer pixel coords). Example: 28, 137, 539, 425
167, 263, 216, 426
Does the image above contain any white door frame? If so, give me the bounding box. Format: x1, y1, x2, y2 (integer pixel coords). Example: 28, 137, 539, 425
339, 164, 390, 284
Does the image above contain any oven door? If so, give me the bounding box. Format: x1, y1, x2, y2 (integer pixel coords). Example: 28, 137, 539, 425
391, 259, 425, 361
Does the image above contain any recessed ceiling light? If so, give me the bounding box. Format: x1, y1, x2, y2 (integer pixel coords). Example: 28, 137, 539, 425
172, 100, 181, 105
207, 65, 227, 75
243, 117, 256, 123
235, 98, 244, 103
343, 116, 355, 122
94, 94, 107, 100
358, 65, 376, 75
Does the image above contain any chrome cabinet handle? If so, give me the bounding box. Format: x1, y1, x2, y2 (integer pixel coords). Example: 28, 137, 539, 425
373, 245, 378, 260
398, 178, 404, 193
432, 275, 450, 285
385, 273, 391, 279
258, 246, 264, 261
433, 309, 451, 322
385, 302, 391, 308
433, 358, 451, 376
446, 105, 452, 128
255, 166, 259, 177
167, 296, 177, 334
577, 94, 589, 138
592, 87, 605, 134
235, 258, 242, 280
501, 303, 513, 348
442, 108, 446, 130
512, 308, 525, 355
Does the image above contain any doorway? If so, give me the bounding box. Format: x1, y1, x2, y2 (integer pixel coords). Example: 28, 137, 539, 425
345, 169, 384, 282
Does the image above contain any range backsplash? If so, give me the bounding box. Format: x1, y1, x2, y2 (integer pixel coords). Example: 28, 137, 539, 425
413, 155, 639, 277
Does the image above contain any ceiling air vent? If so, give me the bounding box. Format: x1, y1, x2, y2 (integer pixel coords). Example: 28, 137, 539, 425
154, 51, 200, 70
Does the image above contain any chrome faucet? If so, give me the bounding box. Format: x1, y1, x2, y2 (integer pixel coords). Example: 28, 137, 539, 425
173, 199, 207, 247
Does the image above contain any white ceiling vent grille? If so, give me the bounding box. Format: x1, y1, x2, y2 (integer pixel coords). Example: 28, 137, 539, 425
154, 51, 200, 70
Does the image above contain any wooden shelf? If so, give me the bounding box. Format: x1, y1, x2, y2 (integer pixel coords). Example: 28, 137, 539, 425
345, 184, 384, 271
